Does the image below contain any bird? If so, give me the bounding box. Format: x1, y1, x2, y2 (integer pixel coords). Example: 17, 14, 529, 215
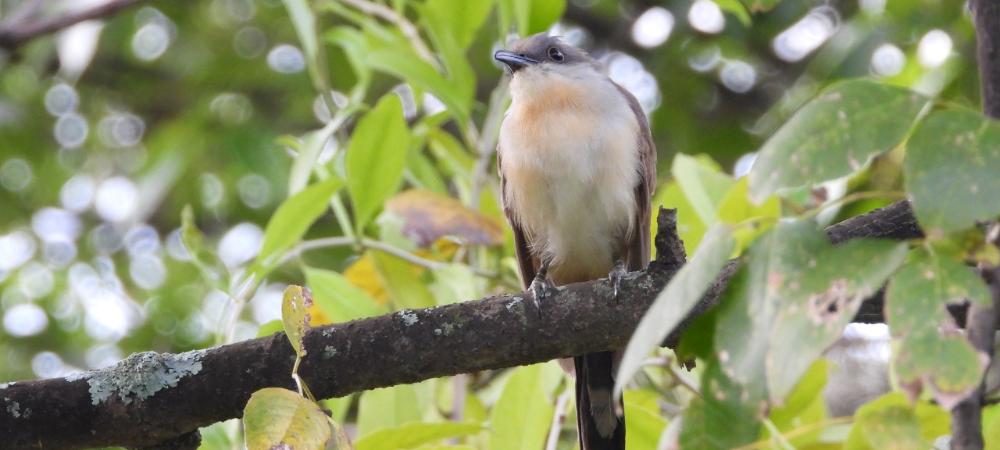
494, 33, 656, 450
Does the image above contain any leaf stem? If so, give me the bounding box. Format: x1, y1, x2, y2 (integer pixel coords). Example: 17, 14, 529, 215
545, 389, 572, 450
340, 0, 440, 70
280, 236, 497, 278
733, 416, 853, 450
761, 418, 795, 450
666, 362, 701, 396
798, 190, 906, 221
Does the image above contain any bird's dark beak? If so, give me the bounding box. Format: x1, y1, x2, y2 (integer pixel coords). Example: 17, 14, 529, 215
494, 50, 538, 73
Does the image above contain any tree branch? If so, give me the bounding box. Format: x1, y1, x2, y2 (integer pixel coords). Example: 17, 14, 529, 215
950, 1, 1000, 448
0, 0, 149, 51
0, 200, 924, 449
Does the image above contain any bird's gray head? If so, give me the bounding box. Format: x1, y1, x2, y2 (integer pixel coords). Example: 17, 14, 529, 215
493, 33, 598, 75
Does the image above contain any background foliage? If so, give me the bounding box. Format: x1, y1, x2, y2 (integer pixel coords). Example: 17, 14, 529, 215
1, 0, 998, 448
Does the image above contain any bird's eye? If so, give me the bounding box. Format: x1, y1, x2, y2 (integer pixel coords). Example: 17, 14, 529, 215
548, 47, 564, 62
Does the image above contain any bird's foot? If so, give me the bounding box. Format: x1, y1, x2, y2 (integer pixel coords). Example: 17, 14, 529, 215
609, 259, 627, 302
528, 273, 557, 317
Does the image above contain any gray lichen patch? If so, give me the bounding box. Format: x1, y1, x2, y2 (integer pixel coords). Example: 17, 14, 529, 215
4, 398, 21, 418
433, 322, 456, 336
398, 310, 419, 326
323, 345, 338, 359
64, 371, 90, 382
504, 297, 522, 312
87, 349, 207, 406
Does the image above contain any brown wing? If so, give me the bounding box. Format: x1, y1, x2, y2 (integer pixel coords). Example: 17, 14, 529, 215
498, 148, 538, 290
614, 83, 657, 272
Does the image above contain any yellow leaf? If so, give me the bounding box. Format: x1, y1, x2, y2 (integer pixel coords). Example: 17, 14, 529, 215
281, 285, 312, 358
344, 254, 391, 306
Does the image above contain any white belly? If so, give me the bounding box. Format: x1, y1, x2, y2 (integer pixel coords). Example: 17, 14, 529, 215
500, 96, 640, 284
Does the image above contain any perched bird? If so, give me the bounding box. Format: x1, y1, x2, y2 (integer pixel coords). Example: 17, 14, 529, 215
494, 34, 656, 450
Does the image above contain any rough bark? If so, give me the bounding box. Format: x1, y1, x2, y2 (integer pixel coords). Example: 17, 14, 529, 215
0, 201, 924, 449
950, 1, 1000, 448
0, 0, 150, 51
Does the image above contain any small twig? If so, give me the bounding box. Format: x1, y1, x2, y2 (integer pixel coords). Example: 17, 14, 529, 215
798, 191, 906, 221
733, 417, 853, 450
951, 2, 1000, 449
281, 235, 497, 278
666, 363, 700, 396
761, 418, 795, 450
360, 237, 497, 278
339, 0, 439, 70
450, 374, 467, 422
281, 236, 357, 265
469, 77, 510, 209
545, 389, 572, 450
0, 0, 148, 51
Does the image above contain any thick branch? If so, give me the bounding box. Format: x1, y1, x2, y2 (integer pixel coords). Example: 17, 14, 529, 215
951, 2, 1000, 449
0, 201, 923, 449
0, 0, 149, 51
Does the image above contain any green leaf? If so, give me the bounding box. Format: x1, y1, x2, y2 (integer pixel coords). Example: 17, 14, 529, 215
769, 359, 829, 447
769, 359, 827, 428
653, 182, 706, 255
416, 2, 477, 121
985, 404, 1000, 450
616, 224, 734, 397
490, 364, 554, 450
749, 80, 929, 202
346, 94, 411, 231
289, 121, 338, 195
281, 285, 312, 358
716, 178, 780, 254
326, 27, 471, 123
624, 390, 668, 450
256, 319, 284, 338
844, 393, 949, 450
406, 147, 449, 195
430, 264, 479, 305
255, 177, 343, 273
680, 360, 761, 450
499, 0, 566, 35
765, 237, 908, 401
282, 0, 318, 72
713, 0, 751, 26
321, 395, 353, 424
904, 108, 1000, 234
371, 249, 437, 309
357, 384, 423, 437
354, 422, 483, 450
243, 388, 332, 450
305, 266, 386, 323
672, 153, 735, 225
282, 0, 330, 95
422, 0, 492, 49
886, 248, 991, 409
714, 221, 908, 405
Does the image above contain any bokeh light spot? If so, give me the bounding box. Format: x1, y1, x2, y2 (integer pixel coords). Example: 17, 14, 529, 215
632, 7, 674, 48
4, 303, 48, 337
917, 29, 952, 68
95, 177, 139, 223
688, 0, 725, 34
267, 44, 305, 74
871, 44, 905, 77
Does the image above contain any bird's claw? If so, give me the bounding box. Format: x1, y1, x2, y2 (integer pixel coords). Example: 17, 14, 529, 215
529, 274, 556, 317
610, 259, 627, 302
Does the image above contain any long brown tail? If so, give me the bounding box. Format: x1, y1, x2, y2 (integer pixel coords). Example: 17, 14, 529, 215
575, 351, 625, 450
